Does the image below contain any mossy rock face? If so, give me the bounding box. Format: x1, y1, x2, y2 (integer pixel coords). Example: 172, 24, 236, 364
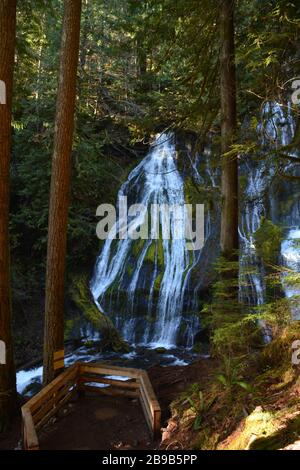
249, 412, 300, 450
143, 239, 164, 268
70, 274, 129, 353
154, 272, 163, 291
219, 404, 300, 450
132, 238, 146, 257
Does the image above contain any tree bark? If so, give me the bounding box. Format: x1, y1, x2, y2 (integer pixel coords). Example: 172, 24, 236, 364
43, 0, 82, 385
220, 0, 238, 258
0, 0, 17, 426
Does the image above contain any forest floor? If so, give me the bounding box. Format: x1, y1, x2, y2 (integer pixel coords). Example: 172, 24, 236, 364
159, 325, 300, 450
0, 358, 215, 450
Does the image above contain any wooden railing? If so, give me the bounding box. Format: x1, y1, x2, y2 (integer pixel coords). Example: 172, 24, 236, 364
22, 362, 161, 450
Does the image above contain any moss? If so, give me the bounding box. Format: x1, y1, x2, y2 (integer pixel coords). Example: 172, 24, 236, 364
157, 238, 164, 266
254, 218, 283, 263
64, 318, 76, 341
220, 408, 279, 450
70, 274, 129, 353
155, 347, 167, 354
193, 342, 203, 353
249, 413, 300, 450
258, 321, 300, 371
154, 272, 163, 291
132, 238, 146, 257
126, 263, 134, 277
194, 430, 220, 450
83, 339, 95, 348
220, 407, 300, 450
184, 177, 202, 206
144, 242, 156, 263
144, 240, 164, 267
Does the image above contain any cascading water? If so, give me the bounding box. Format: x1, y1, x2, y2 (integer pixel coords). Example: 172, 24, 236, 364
281, 228, 300, 320
90, 103, 300, 353
91, 133, 199, 348
239, 101, 300, 323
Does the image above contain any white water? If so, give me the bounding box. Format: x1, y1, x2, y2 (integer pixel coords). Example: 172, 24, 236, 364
240, 102, 300, 325
281, 229, 300, 319
91, 133, 197, 348
90, 104, 300, 350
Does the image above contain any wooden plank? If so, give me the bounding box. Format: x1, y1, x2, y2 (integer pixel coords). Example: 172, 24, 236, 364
22, 408, 39, 450
139, 371, 161, 412
32, 379, 76, 425
35, 389, 76, 432
138, 391, 153, 435
139, 382, 153, 425
82, 384, 138, 398
30, 375, 75, 417
138, 372, 161, 435
28, 364, 78, 412
79, 362, 143, 379
79, 375, 139, 389
153, 408, 161, 435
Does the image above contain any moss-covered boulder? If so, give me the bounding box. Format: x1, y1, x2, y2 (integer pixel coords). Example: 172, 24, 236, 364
70, 275, 129, 353
218, 406, 300, 450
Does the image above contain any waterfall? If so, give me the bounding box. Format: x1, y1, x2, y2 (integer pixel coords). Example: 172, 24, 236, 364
239, 161, 267, 307
90, 103, 300, 352
239, 101, 300, 323
91, 133, 198, 348
281, 228, 300, 320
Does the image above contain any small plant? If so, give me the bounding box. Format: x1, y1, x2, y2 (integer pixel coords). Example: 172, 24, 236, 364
183, 388, 216, 431
216, 356, 253, 396
187, 391, 206, 430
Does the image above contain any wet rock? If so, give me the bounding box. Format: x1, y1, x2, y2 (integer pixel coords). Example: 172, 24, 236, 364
155, 347, 167, 354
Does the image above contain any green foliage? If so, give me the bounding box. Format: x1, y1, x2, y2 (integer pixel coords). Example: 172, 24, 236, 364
187, 391, 206, 431
202, 256, 263, 357
216, 356, 253, 397
254, 218, 283, 264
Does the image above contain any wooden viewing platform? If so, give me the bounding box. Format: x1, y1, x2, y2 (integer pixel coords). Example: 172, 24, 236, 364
21, 362, 161, 450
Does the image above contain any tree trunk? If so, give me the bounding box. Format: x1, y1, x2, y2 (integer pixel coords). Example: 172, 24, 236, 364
0, 0, 17, 426
43, 0, 82, 385
220, 0, 238, 258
